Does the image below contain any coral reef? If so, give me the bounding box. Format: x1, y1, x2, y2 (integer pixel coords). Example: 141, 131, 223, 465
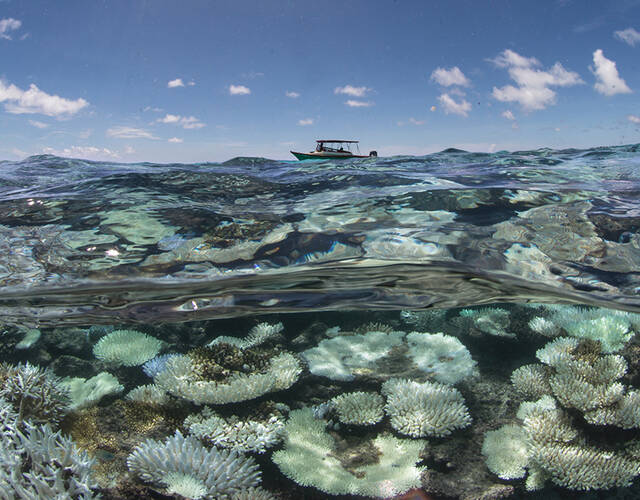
0, 397, 99, 498
127, 430, 261, 499
184, 406, 285, 453
208, 322, 284, 349
93, 329, 164, 366
61, 371, 124, 410
405, 331, 477, 385
484, 396, 640, 491
529, 305, 639, 352
329, 391, 385, 426
301, 330, 405, 381
457, 307, 515, 338
155, 351, 301, 404
125, 384, 170, 406
272, 407, 426, 498
382, 378, 472, 438
0, 362, 70, 424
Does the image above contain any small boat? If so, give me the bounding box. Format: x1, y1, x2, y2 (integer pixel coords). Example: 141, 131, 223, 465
291, 140, 377, 160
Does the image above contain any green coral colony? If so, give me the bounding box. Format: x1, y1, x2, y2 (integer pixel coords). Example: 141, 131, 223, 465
3, 305, 640, 498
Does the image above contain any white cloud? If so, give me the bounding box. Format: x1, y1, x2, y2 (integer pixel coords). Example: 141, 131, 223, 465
628, 115, 640, 124
167, 78, 184, 88
490, 49, 583, 111
42, 145, 120, 160
187, 81, 196, 86
157, 113, 205, 129
0, 81, 88, 116
0, 18, 21, 40
345, 99, 373, 107
168, 137, 183, 143
229, 84, 251, 95
286, 91, 300, 98
501, 110, 515, 120
143, 106, 163, 112
614, 28, 640, 46
298, 118, 313, 126
124, 146, 135, 154
430, 66, 471, 87
158, 113, 180, 124
438, 93, 471, 117
591, 49, 632, 96
28, 119, 49, 128
106, 126, 158, 139
334, 85, 371, 97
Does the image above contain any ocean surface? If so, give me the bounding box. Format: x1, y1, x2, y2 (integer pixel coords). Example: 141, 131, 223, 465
1, 145, 640, 327
2, 146, 640, 499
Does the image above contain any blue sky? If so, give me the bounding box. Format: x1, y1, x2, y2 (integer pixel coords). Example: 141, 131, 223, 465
1, 0, 640, 162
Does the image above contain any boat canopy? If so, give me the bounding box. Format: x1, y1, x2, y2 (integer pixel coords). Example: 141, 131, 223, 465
316, 140, 359, 143
315, 140, 360, 153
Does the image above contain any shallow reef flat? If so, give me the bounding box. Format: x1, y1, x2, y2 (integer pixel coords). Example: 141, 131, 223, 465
3, 304, 640, 499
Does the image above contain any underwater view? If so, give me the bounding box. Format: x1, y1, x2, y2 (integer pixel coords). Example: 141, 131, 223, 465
1, 148, 640, 499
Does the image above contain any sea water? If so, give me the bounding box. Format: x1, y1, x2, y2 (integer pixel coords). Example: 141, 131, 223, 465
1, 146, 640, 499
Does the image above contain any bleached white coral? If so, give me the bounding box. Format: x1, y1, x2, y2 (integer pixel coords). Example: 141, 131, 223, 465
523, 403, 640, 490
511, 364, 551, 400
530, 306, 636, 353
61, 372, 124, 410
0, 362, 70, 424
330, 392, 384, 426
485, 396, 640, 491
0, 408, 99, 499
301, 330, 405, 381
400, 309, 448, 331
405, 331, 477, 385
230, 487, 277, 500
126, 384, 170, 406
155, 352, 301, 404
459, 307, 515, 338
127, 431, 261, 499
535, 337, 579, 366
15, 328, 41, 350
528, 316, 560, 337
208, 322, 284, 349
272, 407, 425, 498
93, 329, 164, 366
381, 378, 471, 437
481, 424, 529, 480
185, 407, 285, 453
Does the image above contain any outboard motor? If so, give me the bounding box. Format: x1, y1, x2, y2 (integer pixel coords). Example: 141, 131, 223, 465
369, 150, 378, 157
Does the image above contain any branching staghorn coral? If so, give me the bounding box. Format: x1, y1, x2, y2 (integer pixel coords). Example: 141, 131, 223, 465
127, 430, 261, 499
0, 362, 70, 424
382, 378, 471, 437
0, 397, 99, 499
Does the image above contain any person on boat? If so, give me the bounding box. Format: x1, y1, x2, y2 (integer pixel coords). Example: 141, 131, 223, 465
316, 143, 323, 152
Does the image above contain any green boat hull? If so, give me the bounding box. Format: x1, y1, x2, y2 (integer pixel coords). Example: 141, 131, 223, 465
290, 151, 368, 161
